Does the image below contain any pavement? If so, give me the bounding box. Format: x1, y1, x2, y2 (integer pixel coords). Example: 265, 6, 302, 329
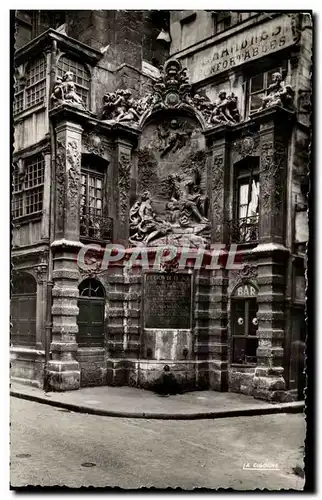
10, 398, 306, 489
10, 381, 304, 420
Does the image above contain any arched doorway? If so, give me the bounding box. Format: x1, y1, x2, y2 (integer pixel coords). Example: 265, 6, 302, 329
77, 278, 105, 347
11, 273, 37, 346
231, 282, 258, 364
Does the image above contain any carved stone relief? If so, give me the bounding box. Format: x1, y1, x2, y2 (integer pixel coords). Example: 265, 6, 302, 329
83, 133, 112, 158
98, 59, 242, 128
232, 134, 260, 159
157, 119, 193, 157
129, 165, 210, 247
228, 265, 258, 295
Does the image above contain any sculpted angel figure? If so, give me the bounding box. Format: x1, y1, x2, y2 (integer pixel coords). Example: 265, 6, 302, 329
157, 119, 193, 157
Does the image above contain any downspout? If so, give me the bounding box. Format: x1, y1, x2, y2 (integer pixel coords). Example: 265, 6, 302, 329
44, 39, 57, 391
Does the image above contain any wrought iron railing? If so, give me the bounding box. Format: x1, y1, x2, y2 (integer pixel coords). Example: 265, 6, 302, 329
80, 213, 113, 241
228, 216, 259, 244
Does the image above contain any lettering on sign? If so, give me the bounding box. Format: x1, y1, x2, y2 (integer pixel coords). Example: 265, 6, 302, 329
180, 17, 294, 82
144, 273, 192, 329
235, 284, 257, 297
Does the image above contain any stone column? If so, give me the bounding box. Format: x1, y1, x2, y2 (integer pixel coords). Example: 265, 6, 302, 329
253, 111, 291, 401
205, 129, 229, 390
46, 120, 83, 391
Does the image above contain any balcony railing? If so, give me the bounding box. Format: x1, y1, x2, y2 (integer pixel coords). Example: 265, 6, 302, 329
80, 213, 113, 242
228, 216, 259, 244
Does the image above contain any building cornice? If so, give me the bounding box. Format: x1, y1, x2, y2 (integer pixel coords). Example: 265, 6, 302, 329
14, 28, 103, 67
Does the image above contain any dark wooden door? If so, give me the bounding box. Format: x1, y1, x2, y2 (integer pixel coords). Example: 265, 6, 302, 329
77, 297, 105, 347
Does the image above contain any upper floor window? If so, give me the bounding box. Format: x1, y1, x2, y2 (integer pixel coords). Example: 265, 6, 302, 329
12, 154, 45, 219
213, 11, 232, 34
229, 159, 259, 245
14, 56, 47, 115
212, 12, 259, 36
247, 64, 287, 115
57, 55, 91, 107
80, 161, 113, 242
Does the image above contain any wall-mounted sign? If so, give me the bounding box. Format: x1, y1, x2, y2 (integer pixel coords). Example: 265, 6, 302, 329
233, 283, 257, 297
179, 16, 295, 83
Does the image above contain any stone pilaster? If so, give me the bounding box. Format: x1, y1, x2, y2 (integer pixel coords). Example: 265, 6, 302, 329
252, 109, 292, 401
207, 267, 229, 391
205, 129, 230, 390
253, 247, 288, 401
46, 118, 83, 391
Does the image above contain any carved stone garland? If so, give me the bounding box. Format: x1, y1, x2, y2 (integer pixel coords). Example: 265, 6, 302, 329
118, 153, 131, 223
260, 142, 285, 215
55, 141, 66, 232
212, 156, 225, 239
66, 141, 81, 219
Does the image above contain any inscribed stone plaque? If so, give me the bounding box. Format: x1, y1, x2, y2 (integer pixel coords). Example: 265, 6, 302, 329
144, 273, 192, 329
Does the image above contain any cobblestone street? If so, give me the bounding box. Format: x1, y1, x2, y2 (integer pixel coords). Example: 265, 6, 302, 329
10, 398, 305, 490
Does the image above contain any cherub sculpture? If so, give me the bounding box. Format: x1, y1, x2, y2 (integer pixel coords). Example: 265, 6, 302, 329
51, 71, 85, 109
208, 91, 240, 125
259, 72, 294, 110
101, 89, 143, 123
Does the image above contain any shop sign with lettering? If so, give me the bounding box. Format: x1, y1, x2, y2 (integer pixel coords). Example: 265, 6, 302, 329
234, 284, 257, 297
180, 16, 294, 83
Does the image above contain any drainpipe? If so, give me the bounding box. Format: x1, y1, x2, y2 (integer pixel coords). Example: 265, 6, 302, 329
44, 39, 57, 391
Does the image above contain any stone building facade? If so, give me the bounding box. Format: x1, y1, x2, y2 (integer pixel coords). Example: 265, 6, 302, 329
11, 11, 310, 401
